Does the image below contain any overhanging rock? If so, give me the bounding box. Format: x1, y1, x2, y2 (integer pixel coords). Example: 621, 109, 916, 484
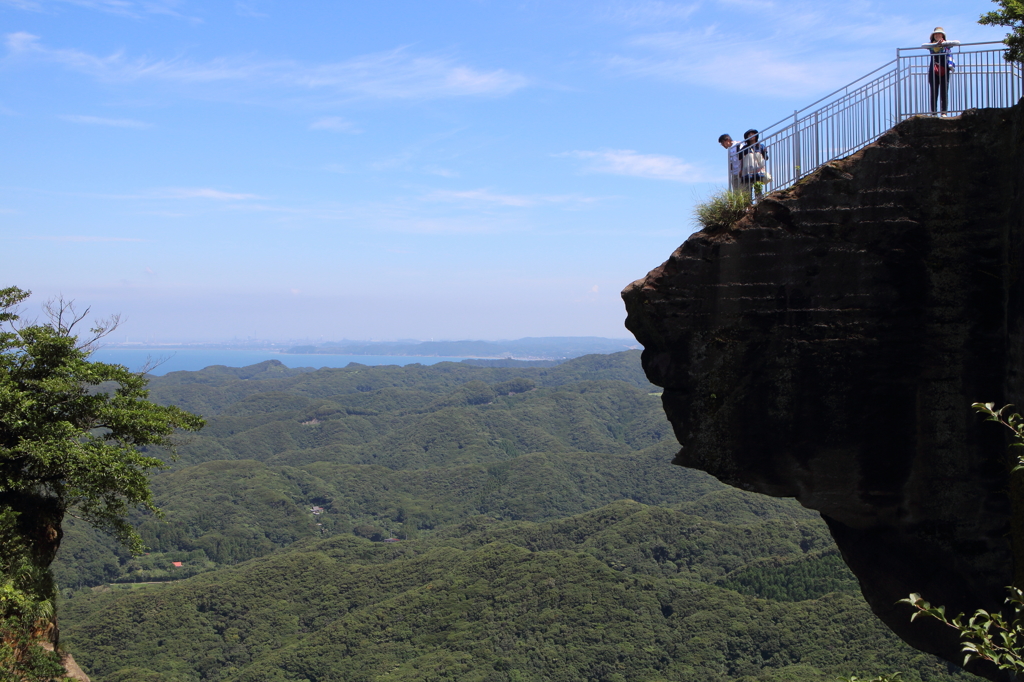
623, 100, 1024, 680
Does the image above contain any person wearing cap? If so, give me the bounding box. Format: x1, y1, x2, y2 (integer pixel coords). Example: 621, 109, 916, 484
923, 27, 960, 115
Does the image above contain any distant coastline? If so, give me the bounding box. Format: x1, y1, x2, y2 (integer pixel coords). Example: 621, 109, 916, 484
89, 349, 472, 376
103, 336, 639, 363
90, 337, 637, 375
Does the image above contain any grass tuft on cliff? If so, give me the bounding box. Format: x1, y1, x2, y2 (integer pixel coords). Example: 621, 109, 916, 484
694, 189, 750, 231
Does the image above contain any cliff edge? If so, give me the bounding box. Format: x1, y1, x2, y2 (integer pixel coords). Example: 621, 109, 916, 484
623, 100, 1024, 679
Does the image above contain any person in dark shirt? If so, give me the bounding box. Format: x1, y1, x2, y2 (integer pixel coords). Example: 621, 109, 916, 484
924, 27, 960, 115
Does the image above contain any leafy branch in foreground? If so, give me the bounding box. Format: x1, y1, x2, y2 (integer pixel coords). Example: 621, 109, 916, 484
901, 589, 1024, 673
972, 402, 1024, 472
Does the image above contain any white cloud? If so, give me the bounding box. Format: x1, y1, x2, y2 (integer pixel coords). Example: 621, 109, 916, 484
425, 188, 600, 208
152, 188, 262, 200
309, 116, 360, 133
4, 34, 529, 100
562, 149, 703, 182
59, 114, 152, 128
600, 1, 937, 98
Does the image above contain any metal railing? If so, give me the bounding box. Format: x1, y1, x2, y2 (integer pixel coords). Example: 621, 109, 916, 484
729, 43, 1023, 195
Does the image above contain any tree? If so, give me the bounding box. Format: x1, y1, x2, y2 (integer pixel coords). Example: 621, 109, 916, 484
0, 286, 204, 675
979, 0, 1024, 63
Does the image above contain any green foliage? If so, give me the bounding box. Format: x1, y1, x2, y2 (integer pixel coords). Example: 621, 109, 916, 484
0, 286, 203, 678
902, 589, 1024, 672
979, 0, 1024, 63
972, 401, 1024, 471
50, 354, 971, 681
719, 549, 859, 601
49, 356, 682, 584
0, 286, 205, 552
693, 189, 750, 231
61, 501, 969, 682
0, 509, 68, 681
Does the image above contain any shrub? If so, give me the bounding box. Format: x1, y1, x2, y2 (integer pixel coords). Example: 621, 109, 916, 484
693, 189, 750, 231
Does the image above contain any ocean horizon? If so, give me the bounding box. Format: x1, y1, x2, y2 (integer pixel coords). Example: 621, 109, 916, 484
89, 348, 469, 376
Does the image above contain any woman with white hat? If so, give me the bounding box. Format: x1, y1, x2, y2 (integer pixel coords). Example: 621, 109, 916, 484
924, 27, 960, 115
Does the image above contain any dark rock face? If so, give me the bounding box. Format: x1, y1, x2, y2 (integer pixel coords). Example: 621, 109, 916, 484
623, 101, 1024, 679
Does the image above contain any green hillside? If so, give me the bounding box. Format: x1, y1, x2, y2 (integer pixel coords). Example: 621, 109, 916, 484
54, 353, 970, 681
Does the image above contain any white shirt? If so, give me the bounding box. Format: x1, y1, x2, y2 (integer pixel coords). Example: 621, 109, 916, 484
728, 141, 742, 176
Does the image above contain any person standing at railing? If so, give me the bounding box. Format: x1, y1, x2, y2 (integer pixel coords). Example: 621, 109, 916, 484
718, 134, 743, 191
924, 27, 960, 115
739, 129, 769, 202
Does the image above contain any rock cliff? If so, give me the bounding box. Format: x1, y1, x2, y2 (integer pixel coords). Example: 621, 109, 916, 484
623, 100, 1024, 679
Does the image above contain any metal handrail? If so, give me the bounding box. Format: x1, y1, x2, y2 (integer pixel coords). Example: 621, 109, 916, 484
729, 42, 1023, 196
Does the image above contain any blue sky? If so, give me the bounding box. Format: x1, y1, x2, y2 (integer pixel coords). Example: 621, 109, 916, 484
0, 0, 1008, 342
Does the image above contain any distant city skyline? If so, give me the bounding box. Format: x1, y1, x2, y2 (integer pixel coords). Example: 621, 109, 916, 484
1, 0, 1007, 341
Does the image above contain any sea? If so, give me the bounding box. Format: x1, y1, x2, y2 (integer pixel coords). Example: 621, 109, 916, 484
89, 348, 469, 376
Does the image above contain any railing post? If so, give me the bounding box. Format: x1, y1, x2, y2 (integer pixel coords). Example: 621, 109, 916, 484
792, 110, 801, 183
726, 144, 731, 191
895, 47, 902, 123
812, 110, 820, 170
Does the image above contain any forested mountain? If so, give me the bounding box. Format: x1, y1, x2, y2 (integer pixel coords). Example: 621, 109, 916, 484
56, 352, 970, 681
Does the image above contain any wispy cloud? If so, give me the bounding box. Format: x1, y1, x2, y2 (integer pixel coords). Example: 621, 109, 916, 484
599, 1, 700, 25
309, 116, 360, 133
151, 187, 262, 200
234, 1, 267, 18
59, 114, 152, 128
2, 0, 201, 20
562, 149, 703, 182
368, 215, 523, 235
4, 33, 529, 101
425, 188, 599, 208
24, 235, 145, 242
0, 0, 42, 9
601, 1, 929, 98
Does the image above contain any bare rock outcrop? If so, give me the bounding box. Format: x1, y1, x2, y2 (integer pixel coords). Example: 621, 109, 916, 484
623, 100, 1024, 679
